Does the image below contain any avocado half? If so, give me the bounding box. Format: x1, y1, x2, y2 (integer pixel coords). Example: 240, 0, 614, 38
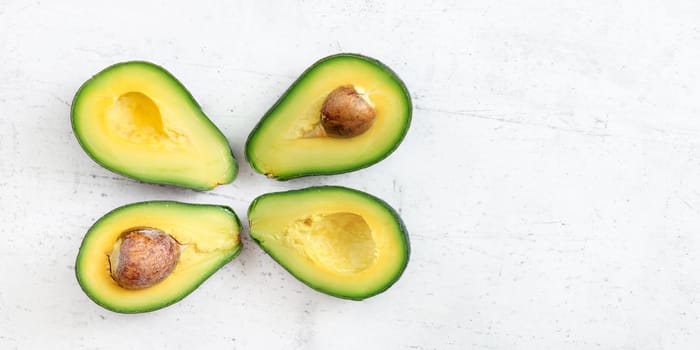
245, 54, 412, 180
75, 201, 243, 313
71, 61, 237, 190
248, 186, 410, 300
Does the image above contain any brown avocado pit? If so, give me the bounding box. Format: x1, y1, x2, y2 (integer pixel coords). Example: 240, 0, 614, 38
320, 85, 376, 138
108, 227, 181, 290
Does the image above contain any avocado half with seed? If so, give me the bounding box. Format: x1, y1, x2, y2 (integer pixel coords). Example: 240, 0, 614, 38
245, 53, 412, 180
71, 61, 237, 190
75, 201, 243, 313
248, 186, 410, 300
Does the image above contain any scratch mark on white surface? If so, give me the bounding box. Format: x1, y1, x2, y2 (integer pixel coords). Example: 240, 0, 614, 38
88, 173, 138, 183
463, 230, 538, 242
407, 233, 430, 240
14, 3, 39, 14
532, 220, 567, 226
682, 200, 694, 210
466, 246, 502, 260
393, 178, 404, 215
0, 335, 17, 344
52, 95, 70, 107
416, 105, 610, 137
10, 123, 18, 152
679, 196, 695, 211
224, 67, 296, 80
201, 191, 248, 204
75, 47, 121, 59
177, 62, 223, 70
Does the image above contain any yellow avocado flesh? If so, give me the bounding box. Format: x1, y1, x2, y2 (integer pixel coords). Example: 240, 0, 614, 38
248, 187, 409, 299
76, 201, 242, 313
72, 62, 236, 190
246, 54, 411, 179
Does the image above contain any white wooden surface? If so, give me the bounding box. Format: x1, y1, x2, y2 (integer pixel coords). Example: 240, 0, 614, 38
1, 1, 699, 349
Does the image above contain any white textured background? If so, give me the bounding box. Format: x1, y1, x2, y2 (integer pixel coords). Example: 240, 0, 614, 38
1, 1, 699, 349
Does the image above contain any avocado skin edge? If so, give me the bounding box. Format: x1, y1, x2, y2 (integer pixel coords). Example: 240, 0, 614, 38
70, 61, 238, 191
245, 53, 413, 180
75, 201, 243, 314
247, 186, 411, 300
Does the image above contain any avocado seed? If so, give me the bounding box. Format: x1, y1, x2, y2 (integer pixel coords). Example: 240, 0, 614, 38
109, 227, 180, 290
320, 85, 376, 137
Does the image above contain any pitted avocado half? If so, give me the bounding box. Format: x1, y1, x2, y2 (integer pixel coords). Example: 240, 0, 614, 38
246, 53, 412, 180
75, 201, 242, 313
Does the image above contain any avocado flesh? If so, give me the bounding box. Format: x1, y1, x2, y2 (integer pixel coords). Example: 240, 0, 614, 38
245, 54, 411, 180
248, 186, 410, 300
75, 201, 242, 313
71, 61, 237, 190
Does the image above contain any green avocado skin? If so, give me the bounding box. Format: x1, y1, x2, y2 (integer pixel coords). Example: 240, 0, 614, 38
71, 61, 237, 191
248, 186, 410, 300
245, 53, 412, 180
75, 201, 242, 314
